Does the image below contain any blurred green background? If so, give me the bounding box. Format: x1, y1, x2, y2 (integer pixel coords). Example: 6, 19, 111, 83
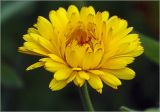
1, 1, 159, 111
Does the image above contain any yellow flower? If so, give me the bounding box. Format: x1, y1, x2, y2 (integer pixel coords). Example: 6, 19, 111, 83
18, 5, 143, 94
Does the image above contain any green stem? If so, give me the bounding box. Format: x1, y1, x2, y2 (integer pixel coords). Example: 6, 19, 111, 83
79, 82, 94, 111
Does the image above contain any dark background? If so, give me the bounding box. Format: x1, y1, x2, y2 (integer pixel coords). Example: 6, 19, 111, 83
1, 1, 159, 111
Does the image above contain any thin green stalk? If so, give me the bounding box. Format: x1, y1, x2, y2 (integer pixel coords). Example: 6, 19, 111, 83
79, 82, 94, 111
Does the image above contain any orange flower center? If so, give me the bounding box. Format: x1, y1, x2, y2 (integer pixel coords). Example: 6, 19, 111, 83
66, 22, 96, 46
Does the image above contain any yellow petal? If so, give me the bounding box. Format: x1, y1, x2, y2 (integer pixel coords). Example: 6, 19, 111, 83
80, 6, 95, 19
86, 14, 94, 23
82, 52, 94, 70
88, 74, 103, 90
113, 19, 128, 34
49, 79, 67, 91
94, 12, 102, 26
22, 34, 53, 55
82, 45, 103, 70
121, 34, 139, 43
88, 69, 104, 75
73, 73, 85, 87
115, 43, 137, 56
24, 33, 56, 54
36, 16, 54, 40
102, 11, 109, 21
54, 68, 72, 80
67, 71, 76, 83
130, 45, 144, 57
100, 70, 122, 89
104, 82, 118, 89
44, 61, 67, 73
117, 34, 144, 57
106, 16, 118, 26
101, 57, 134, 69
39, 58, 53, 62
87, 6, 95, 15
27, 28, 39, 34
49, 10, 63, 30
78, 71, 90, 80
67, 5, 79, 18
72, 68, 82, 71
106, 67, 135, 80
56, 7, 68, 25
96, 88, 102, 94
26, 62, 44, 71
90, 69, 121, 88
18, 47, 42, 56
65, 41, 85, 67
23, 42, 49, 56
48, 54, 66, 64
114, 27, 133, 39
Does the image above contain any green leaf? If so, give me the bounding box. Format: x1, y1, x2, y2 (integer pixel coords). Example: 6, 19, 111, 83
140, 33, 159, 64
145, 108, 160, 112
1, 62, 23, 88
120, 106, 159, 112
120, 106, 135, 112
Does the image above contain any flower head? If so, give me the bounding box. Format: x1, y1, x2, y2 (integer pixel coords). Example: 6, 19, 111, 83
18, 5, 143, 93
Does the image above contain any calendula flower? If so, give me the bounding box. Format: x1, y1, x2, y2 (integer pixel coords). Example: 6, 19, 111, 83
18, 5, 143, 94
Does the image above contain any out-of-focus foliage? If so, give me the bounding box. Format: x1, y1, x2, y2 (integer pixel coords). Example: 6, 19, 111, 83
1, 1, 36, 23
145, 108, 160, 112
140, 33, 159, 64
1, 1, 159, 111
120, 106, 160, 112
120, 106, 136, 112
2, 62, 23, 88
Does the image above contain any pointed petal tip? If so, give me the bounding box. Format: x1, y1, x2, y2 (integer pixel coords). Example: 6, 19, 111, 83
96, 88, 103, 94
26, 62, 44, 71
